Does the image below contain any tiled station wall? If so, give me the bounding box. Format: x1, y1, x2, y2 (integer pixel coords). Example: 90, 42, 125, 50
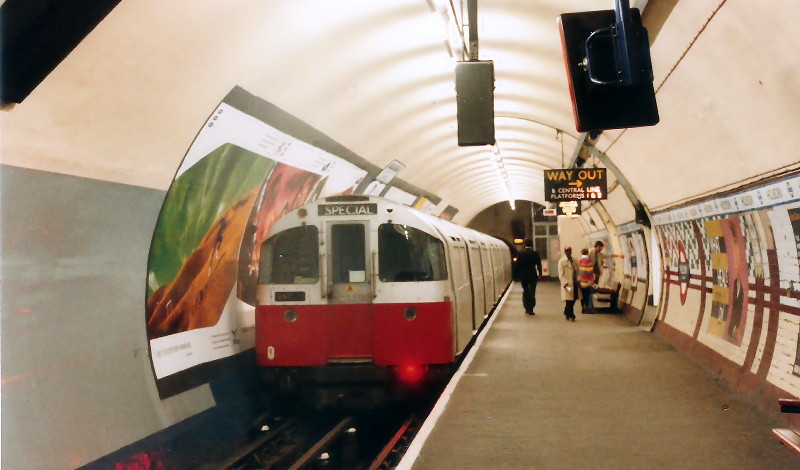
651, 172, 800, 425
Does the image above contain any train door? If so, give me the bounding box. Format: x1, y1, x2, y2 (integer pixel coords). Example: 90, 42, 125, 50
489, 245, 503, 298
466, 239, 486, 327
478, 241, 494, 311
325, 222, 373, 359
432, 226, 473, 354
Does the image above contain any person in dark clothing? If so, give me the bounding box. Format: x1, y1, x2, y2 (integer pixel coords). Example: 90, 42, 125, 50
517, 239, 543, 315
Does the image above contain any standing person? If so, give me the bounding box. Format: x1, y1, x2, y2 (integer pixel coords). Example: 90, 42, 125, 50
558, 246, 578, 322
577, 248, 595, 314
587, 240, 624, 311
517, 238, 543, 315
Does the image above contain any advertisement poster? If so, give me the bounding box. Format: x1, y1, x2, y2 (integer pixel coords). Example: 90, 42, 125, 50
146, 98, 366, 389
630, 231, 647, 290
384, 186, 418, 206
788, 206, 800, 376
705, 217, 749, 346
439, 205, 459, 221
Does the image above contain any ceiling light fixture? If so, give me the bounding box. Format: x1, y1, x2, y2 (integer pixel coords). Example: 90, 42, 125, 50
426, 0, 466, 59
490, 144, 515, 210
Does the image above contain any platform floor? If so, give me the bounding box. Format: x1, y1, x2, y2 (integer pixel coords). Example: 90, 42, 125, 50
399, 281, 797, 469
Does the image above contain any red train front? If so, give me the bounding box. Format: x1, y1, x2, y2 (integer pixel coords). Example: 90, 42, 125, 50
254, 195, 510, 407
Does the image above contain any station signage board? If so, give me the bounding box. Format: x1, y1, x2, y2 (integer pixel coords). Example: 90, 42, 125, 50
544, 168, 607, 201
557, 200, 581, 216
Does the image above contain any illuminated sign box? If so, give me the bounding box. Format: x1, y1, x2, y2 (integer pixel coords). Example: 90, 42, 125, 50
558, 200, 582, 216
544, 168, 607, 201
318, 203, 378, 216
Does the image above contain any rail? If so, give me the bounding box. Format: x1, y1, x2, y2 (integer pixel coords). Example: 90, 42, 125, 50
367, 417, 415, 470
288, 417, 353, 470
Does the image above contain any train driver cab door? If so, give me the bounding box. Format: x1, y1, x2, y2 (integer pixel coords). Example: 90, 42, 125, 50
324, 221, 374, 360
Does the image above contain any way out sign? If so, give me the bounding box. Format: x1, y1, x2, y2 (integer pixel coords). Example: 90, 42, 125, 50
544, 168, 607, 201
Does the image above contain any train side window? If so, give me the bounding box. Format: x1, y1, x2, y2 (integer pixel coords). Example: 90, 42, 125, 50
259, 226, 319, 284
378, 224, 447, 282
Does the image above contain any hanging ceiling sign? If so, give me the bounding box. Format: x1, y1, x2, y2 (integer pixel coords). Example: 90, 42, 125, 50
544, 168, 607, 201
557, 200, 581, 216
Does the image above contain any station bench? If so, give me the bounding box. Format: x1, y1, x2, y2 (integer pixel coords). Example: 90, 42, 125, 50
773, 398, 800, 456
592, 283, 621, 313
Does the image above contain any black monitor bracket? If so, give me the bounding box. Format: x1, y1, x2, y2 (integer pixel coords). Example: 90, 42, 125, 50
584, 0, 653, 87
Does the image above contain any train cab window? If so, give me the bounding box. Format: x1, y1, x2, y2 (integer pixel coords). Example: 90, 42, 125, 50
331, 224, 366, 283
259, 226, 319, 284
379, 224, 447, 282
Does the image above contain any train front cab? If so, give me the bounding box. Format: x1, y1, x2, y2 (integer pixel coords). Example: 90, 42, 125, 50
255, 199, 459, 404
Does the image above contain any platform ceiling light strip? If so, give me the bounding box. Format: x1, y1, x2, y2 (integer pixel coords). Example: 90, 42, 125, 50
490, 144, 515, 210
426, 0, 467, 59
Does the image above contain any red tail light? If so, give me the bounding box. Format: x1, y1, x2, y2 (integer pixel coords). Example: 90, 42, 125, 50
395, 364, 425, 385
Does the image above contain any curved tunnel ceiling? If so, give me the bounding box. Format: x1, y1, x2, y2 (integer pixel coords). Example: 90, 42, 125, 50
3, 0, 799, 226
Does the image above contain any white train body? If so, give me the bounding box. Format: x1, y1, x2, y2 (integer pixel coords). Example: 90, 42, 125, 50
254, 195, 511, 403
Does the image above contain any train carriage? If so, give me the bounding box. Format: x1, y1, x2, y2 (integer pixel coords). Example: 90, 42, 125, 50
254, 195, 511, 406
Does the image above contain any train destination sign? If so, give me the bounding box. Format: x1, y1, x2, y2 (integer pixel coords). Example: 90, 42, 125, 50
543, 168, 607, 201
318, 203, 378, 216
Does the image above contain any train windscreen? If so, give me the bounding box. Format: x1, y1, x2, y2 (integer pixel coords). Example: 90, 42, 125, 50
378, 224, 447, 282
259, 226, 319, 284
330, 224, 366, 283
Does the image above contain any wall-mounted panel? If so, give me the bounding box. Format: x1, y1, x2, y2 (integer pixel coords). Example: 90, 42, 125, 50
1, 165, 216, 469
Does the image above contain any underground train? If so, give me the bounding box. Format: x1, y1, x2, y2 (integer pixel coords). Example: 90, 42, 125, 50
254, 195, 512, 406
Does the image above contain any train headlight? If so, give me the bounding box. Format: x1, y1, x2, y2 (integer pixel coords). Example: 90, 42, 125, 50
284, 309, 298, 322
403, 306, 417, 321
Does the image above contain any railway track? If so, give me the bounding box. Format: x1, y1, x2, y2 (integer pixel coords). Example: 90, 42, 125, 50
204, 412, 418, 470
365, 416, 415, 470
